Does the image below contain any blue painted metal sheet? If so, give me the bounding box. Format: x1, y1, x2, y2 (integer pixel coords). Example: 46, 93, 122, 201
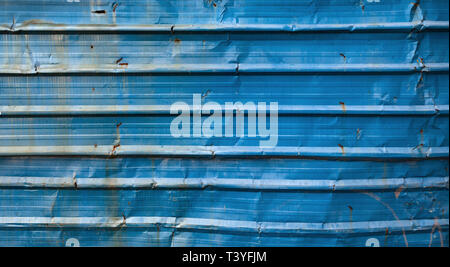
0, 0, 448, 247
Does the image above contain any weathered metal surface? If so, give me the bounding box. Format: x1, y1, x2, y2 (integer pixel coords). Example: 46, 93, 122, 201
0, 0, 448, 247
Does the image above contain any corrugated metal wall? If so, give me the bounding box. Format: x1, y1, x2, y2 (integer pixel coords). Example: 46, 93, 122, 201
0, 0, 448, 246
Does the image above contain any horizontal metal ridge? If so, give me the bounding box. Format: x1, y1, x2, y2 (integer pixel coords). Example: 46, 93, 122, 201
2, 21, 448, 33
0, 176, 447, 191
2, 63, 448, 75
0, 217, 446, 234
0, 145, 447, 158
0, 104, 448, 116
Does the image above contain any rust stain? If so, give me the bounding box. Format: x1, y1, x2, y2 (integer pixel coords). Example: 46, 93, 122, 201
339, 101, 346, 113
94, 144, 98, 148
112, 3, 119, 13
174, 38, 181, 44
73, 173, 77, 190
394, 186, 404, 199
338, 144, 345, 155
110, 122, 122, 156
116, 57, 128, 67
384, 228, 389, 245
413, 143, 424, 152
115, 57, 124, 64
339, 53, 347, 62
429, 218, 444, 247
348, 205, 353, 229
111, 143, 121, 154
416, 58, 426, 90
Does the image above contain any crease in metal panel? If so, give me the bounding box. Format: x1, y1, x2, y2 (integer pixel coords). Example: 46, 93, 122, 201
2, 21, 449, 32
0, 104, 448, 115
0, 217, 447, 234
1, 0, 448, 29
0, 176, 447, 190
0, 145, 447, 158
0, 63, 448, 75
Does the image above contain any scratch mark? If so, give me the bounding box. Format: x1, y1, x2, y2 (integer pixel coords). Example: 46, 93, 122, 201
356, 128, 361, 140
201, 89, 211, 100
10, 16, 15, 30
355, 190, 409, 247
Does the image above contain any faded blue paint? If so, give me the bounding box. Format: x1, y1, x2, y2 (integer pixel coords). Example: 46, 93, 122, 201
0, 0, 448, 247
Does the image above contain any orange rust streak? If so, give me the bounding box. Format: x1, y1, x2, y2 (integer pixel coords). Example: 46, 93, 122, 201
394, 186, 404, 199
338, 144, 345, 155
429, 218, 444, 247
339, 101, 346, 113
